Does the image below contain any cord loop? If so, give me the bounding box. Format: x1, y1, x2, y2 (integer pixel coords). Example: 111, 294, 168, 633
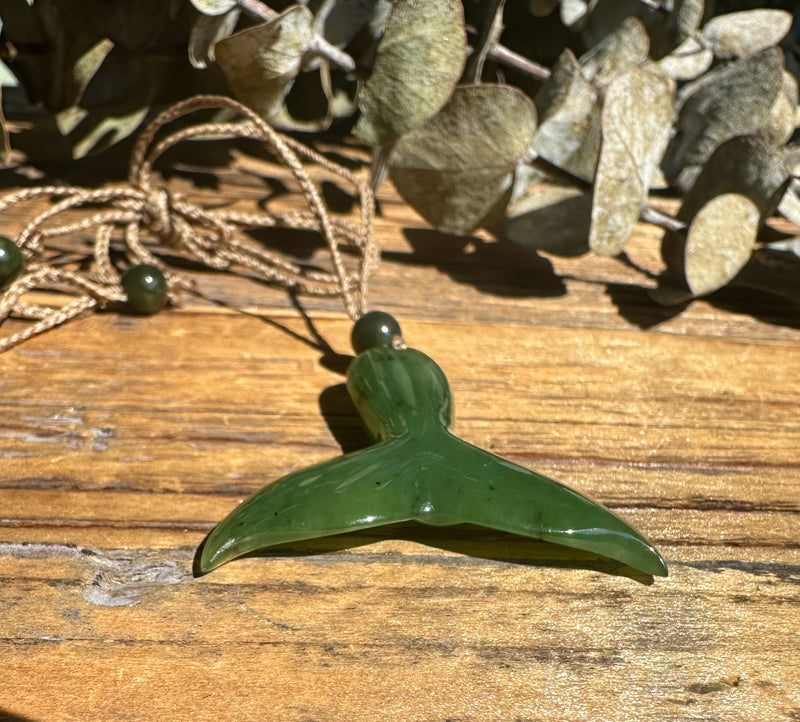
0, 95, 378, 352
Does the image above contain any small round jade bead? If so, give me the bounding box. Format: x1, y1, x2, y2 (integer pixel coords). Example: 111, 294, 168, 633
0, 236, 25, 287
121, 263, 168, 315
351, 311, 403, 354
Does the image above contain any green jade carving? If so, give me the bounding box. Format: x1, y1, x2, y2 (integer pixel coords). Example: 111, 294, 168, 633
198, 312, 667, 577
0, 236, 25, 288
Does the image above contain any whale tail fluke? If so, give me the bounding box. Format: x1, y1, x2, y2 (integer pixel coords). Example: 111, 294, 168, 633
198, 430, 667, 577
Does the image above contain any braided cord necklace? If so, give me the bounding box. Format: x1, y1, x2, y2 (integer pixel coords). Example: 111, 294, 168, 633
0, 96, 666, 580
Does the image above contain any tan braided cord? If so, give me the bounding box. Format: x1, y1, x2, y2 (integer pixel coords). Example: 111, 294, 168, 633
0, 95, 378, 353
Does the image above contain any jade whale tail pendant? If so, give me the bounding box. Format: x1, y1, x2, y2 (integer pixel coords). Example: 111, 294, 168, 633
198, 312, 667, 577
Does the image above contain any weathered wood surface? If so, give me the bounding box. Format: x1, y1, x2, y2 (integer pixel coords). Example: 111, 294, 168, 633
1, 150, 799, 721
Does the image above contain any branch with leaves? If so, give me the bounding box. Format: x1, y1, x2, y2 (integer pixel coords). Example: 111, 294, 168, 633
1, 0, 799, 308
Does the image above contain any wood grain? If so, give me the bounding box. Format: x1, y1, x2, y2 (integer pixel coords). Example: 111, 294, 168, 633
0, 153, 799, 721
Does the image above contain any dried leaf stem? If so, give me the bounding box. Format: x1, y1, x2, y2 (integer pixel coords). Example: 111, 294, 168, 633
486, 43, 552, 80
531, 156, 686, 234
463, 0, 506, 82
640, 205, 686, 232
637, 0, 671, 12
237, 0, 356, 72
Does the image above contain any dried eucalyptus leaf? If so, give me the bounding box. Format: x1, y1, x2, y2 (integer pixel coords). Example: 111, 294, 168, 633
765, 90, 797, 147
764, 71, 799, 146
315, 0, 378, 48
215, 6, 313, 120
560, 0, 589, 27
663, 48, 783, 183
54, 105, 89, 136
509, 160, 551, 204
64, 37, 115, 110
20, 0, 162, 114
533, 49, 601, 182
778, 178, 800, 228
354, 0, 466, 146
670, 0, 705, 41
579, 17, 649, 87
684, 193, 759, 296
781, 69, 799, 109
645, 0, 705, 59
388, 85, 537, 236
579, 0, 641, 48
702, 10, 792, 59
661, 135, 790, 285
676, 135, 790, 223
48, 47, 156, 158
38, 0, 166, 55
34, 1, 116, 111
589, 68, 674, 256
650, 164, 669, 191
274, 62, 333, 132
762, 238, 800, 258
656, 35, 713, 80
71, 102, 150, 159
328, 70, 358, 119
190, 0, 237, 16
189, 8, 240, 69
366, 0, 392, 36
529, 0, 558, 17
0, 1, 70, 109
505, 181, 591, 256
0, 84, 10, 163
786, 142, 800, 176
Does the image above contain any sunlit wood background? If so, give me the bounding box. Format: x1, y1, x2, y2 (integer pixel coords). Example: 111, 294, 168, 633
1, 144, 798, 721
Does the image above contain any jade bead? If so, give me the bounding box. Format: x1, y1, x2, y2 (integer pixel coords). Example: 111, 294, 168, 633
0, 236, 25, 287
121, 263, 168, 315
351, 311, 403, 354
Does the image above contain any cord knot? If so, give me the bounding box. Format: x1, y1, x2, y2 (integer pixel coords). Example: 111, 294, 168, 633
142, 187, 175, 242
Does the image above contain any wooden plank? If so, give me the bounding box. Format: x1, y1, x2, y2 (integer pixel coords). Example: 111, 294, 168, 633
1, 157, 798, 344
0, 158, 798, 721
1, 543, 799, 721
2, 315, 798, 502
